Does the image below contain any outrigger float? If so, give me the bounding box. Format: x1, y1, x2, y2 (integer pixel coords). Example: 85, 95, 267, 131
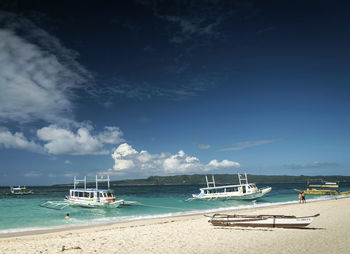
40, 175, 135, 210
206, 213, 320, 228
191, 173, 271, 200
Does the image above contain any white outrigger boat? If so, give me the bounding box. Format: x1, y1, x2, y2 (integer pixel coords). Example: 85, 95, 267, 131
192, 173, 271, 200
10, 186, 33, 195
65, 175, 125, 208
40, 175, 127, 210
207, 213, 320, 228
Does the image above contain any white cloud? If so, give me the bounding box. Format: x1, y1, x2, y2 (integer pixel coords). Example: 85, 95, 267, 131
0, 124, 124, 155
208, 159, 240, 168
98, 127, 124, 144
37, 124, 123, 155
0, 12, 92, 124
0, 12, 129, 157
219, 138, 284, 151
37, 125, 103, 155
108, 143, 240, 175
0, 128, 42, 152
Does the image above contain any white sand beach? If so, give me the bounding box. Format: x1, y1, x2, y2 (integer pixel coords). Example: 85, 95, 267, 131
1, 197, 350, 254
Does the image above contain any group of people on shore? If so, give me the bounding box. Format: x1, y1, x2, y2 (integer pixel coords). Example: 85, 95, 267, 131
299, 192, 306, 204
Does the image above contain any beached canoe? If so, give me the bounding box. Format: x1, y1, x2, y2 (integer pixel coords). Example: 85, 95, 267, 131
207, 213, 320, 228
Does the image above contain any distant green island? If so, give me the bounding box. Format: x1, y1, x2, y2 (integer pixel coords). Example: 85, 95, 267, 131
53, 174, 350, 187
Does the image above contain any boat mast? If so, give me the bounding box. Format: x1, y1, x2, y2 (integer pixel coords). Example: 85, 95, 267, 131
238, 173, 248, 185
73, 176, 87, 189
206, 176, 216, 188
95, 175, 111, 190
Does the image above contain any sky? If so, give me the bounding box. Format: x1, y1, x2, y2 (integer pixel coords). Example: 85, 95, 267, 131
0, 0, 350, 185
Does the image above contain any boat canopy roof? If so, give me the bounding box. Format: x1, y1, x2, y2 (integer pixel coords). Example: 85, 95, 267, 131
70, 188, 113, 192
199, 183, 256, 191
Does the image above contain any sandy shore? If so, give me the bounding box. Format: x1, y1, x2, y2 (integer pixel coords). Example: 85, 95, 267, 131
1, 197, 350, 254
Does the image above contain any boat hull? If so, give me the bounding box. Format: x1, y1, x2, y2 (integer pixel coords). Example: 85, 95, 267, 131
11, 191, 34, 195
67, 199, 124, 208
193, 187, 272, 200
208, 214, 319, 228
295, 189, 350, 195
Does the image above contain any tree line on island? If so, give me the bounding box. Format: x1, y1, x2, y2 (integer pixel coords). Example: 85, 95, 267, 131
108, 174, 350, 186
51, 174, 350, 187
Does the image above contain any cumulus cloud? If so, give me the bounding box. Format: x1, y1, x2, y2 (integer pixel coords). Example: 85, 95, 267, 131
0, 12, 132, 158
108, 143, 240, 175
0, 128, 42, 152
37, 124, 124, 155
98, 126, 124, 144
0, 11, 92, 124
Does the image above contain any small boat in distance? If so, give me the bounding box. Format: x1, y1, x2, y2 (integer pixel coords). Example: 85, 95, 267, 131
207, 213, 320, 228
10, 186, 33, 195
295, 179, 350, 195
192, 173, 271, 200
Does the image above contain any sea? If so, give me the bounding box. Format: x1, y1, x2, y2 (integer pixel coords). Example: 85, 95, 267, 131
1, 182, 350, 234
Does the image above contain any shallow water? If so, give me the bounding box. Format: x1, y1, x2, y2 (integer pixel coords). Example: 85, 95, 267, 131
1, 182, 349, 233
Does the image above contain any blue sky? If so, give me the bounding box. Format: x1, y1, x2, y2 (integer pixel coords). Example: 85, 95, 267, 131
0, 0, 350, 185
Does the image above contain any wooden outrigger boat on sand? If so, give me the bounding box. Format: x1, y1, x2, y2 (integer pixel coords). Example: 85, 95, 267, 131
207, 213, 320, 228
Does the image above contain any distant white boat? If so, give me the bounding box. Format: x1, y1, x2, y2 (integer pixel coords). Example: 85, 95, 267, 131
207, 213, 320, 228
10, 186, 33, 195
192, 173, 271, 200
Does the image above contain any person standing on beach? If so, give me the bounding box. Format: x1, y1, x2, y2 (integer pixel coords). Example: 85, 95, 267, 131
301, 192, 306, 203
299, 193, 302, 203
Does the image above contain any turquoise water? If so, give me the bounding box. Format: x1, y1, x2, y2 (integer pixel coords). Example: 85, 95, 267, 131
1, 183, 349, 233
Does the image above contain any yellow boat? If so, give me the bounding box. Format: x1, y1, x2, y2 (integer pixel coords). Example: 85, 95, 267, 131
294, 188, 350, 195
308, 184, 339, 188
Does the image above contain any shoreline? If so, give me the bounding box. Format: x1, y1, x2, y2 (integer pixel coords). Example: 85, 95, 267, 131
1, 197, 350, 253
0, 195, 344, 239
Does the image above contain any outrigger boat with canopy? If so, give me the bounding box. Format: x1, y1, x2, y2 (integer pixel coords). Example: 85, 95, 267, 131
295, 179, 350, 195
10, 186, 33, 195
206, 213, 320, 228
192, 173, 271, 200
40, 175, 132, 210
